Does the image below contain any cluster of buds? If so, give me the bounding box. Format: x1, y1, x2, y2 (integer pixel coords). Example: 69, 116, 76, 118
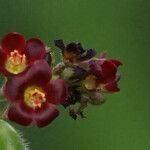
0, 32, 122, 128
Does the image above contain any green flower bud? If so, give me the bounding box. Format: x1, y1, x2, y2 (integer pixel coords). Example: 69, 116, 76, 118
62, 67, 74, 80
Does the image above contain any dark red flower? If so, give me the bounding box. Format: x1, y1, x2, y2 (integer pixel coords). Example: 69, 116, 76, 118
4, 60, 68, 127
0, 32, 50, 76
84, 56, 122, 92
54, 40, 96, 65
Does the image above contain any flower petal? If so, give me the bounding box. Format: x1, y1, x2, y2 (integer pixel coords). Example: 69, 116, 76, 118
4, 74, 27, 102
54, 40, 65, 50
66, 42, 84, 54
8, 102, 34, 126
1, 32, 25, 53
80, 49, 96, 61
89, 60, 103, 76
69, 66, 87, 81
110, 59, 123, 67
90, 60, 117, 84
101, 60, 117, 82
43, 79, 68, 105
25, 38, 46, 63
104, 82, 120, 92
101, 75, 121, 92
0, 48, 7, 66
26, 60, 52, 86
34, 103, 59, 128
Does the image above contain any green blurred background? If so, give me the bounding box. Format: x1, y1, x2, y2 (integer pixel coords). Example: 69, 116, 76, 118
0, 0, 150, 150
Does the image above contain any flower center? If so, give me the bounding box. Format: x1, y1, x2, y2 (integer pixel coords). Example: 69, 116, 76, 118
5, 50, 27, 74
24, 86, 46, 109
83, 75, 97, 90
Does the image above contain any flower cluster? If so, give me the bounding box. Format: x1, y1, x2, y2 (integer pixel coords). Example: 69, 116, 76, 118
0, 32, 122, 127
54, 40, 122, 119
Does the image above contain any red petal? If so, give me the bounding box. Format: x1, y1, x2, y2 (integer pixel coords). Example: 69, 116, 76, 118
89, 60, 102, 77
43, 79, 68, 105
8, 102, 34, 126
101, 60, 117, 82
104, 82, 120, 92
1, 32, 25, 53
103, 75, 120, 92
110, 59, 122, 67
4, 74, 26, 102
0, 48, 7, 66
34, 103, 59, 128
25, 38, 46, 63
26, 60, 52, 86
89, 60, 117, 83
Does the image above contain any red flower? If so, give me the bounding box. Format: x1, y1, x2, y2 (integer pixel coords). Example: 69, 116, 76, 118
84, 56, 122, 92
4, 60, 68, 127
0, 32, 48, 76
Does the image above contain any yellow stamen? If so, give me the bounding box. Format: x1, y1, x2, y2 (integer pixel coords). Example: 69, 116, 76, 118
24, 86, 46, 109
5, 50, 27, 74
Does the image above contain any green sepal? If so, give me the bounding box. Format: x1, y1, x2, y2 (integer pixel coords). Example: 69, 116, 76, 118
62, 67, 74, 80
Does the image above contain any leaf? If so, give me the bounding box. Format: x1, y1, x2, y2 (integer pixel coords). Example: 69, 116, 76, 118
0, 120, 29, 150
